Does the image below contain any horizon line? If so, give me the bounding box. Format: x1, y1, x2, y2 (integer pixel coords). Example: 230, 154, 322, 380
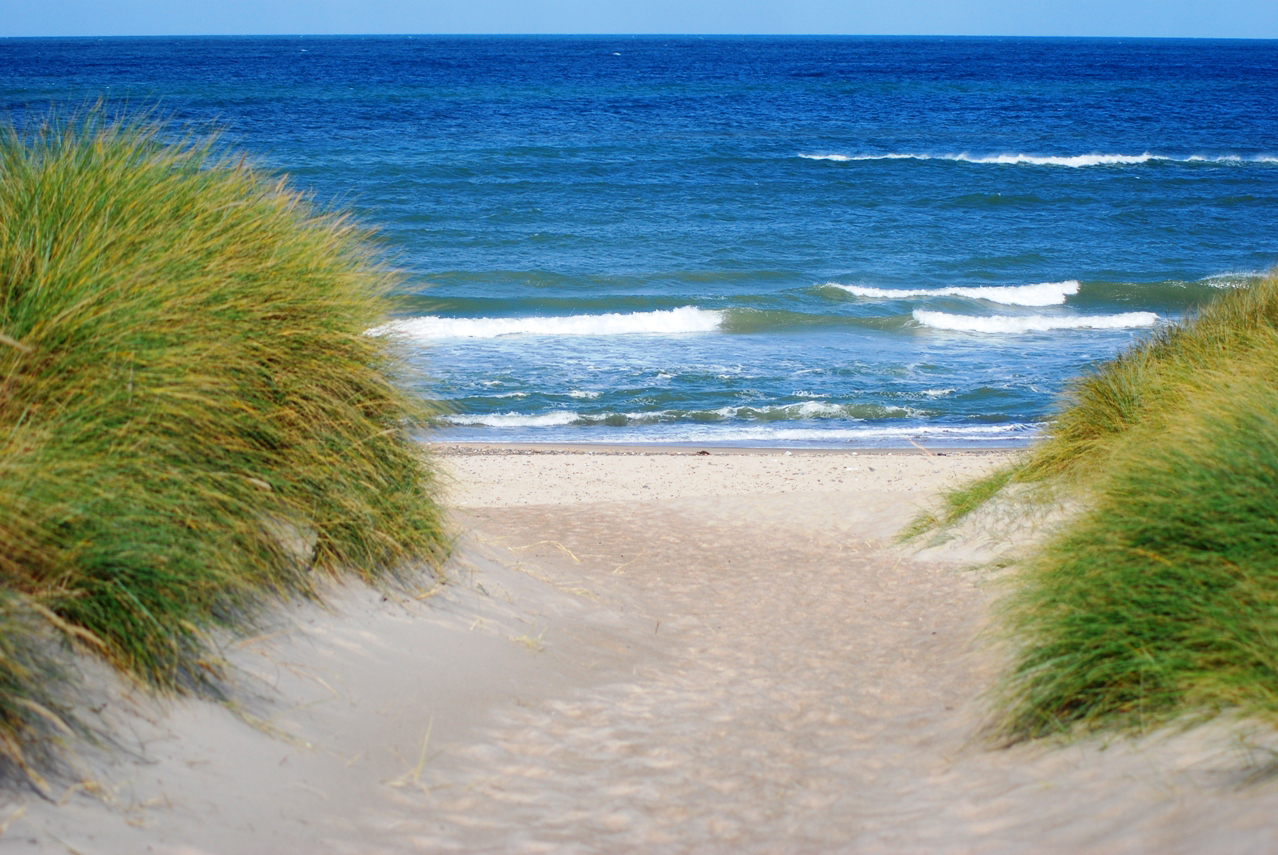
4, 32, 1276, 41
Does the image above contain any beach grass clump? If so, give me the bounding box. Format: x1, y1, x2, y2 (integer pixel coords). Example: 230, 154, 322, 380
995, 367, 1278, 738
1020, 271, 1278, 483
0, 109, 447, 775
918, 269, 1278, 739
913, 270, 1278, 534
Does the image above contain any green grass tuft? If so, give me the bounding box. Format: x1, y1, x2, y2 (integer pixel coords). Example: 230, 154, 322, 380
1022, 271, 1278, 484
921, 269, 1278, 740
911, 271, 1278, 535
0, 108, 448, 779
995, 368, 1278, 739
900, 464, 1017, 541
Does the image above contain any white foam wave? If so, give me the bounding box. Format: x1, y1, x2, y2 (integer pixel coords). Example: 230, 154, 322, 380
800, 152, 1278, 168
372, 307, 723, 340
828, 280, 1079, 307
715, 406, 884, 421
680, 423, 1036, 442
445, 411, 581, 428
728, 401, 917, 420
913, 310, 1158, 333
1202, 271, 1266, 289
619, 402, 921, 422
1186, 155, 1278, 164
965, 153, 1157, 167
439, 421, 1040, 445
446, 401, 928, 429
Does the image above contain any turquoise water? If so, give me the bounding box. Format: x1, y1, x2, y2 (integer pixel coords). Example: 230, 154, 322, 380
5, 36, 1278, 446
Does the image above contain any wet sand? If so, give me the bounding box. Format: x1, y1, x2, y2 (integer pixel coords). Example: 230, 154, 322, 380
5, 446, 1278, 853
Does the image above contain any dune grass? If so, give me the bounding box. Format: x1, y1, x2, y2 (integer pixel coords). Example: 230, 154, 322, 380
912, 271, 1278, 540
908, 270, 1278, 739
995, 363, 1278, 738
1016, 271, 1278, 484
0, 109, 448, 783
898, 465, 1017, 540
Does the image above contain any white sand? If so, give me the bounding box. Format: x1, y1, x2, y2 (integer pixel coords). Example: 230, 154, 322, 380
4, 445, 1278, 853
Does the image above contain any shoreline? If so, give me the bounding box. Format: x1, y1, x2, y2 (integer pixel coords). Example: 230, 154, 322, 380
430, 440, 1023, 456
435, 442, 1016, 511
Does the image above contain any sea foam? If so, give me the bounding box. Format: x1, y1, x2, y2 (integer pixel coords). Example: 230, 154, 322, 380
1202, 271, 1266, 288
913, 310, 1159, 333
444, 411, 582, 427
372, 307, 724, 340
828, 280, 1079, 307
695, 423, 1037, 441
800, 152, 1278, 168
705, 402, 918, 421
447, 401, 926, 429
441, 412, 1033, 443
632, 423, 1040, 445
442, 421, 1040, 445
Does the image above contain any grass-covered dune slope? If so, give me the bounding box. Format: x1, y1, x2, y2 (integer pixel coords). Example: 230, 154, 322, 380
0, 111, 448, 785
918, 269, 1278, 741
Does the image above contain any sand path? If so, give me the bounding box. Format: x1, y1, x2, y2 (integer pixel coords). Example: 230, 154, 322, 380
5, 447, 1278, 853
399, 451, 1278, 853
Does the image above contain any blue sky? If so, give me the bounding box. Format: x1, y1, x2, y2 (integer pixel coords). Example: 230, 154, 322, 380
4, 0, 1277, 39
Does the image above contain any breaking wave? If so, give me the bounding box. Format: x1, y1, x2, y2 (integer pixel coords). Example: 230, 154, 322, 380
799, 152, 1278, 167
445, 411, 582, 428
827, 280, 1080, 307
437, 419, 1040, 446
913, 310, 1160, 333
372, 307, 724, 340
444, 401, 923, 429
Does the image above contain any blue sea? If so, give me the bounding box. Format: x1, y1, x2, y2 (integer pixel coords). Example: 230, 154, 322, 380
5, 36, 1278, 447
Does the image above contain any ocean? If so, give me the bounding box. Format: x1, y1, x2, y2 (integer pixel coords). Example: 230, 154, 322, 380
4, 36, 1277, 447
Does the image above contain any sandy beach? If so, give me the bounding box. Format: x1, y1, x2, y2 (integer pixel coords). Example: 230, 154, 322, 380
5, 445, 1278, 853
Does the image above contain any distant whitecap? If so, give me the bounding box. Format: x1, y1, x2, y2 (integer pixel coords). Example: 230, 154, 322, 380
800, 152, 1278, 168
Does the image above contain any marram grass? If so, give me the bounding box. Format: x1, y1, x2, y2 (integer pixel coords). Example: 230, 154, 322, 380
898, 464, 1016, 540
0, 110, 448, 781
915, 270, 1278, 534
910, 270, 1278, 739
995, 368, 1278, 739
1020, 270, 1278, 483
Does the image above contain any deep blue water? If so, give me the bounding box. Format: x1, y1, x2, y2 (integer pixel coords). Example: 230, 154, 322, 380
5, 36, 1278, 446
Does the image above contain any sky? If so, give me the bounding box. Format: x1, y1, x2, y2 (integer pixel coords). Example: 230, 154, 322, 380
3, 0, 1277, 39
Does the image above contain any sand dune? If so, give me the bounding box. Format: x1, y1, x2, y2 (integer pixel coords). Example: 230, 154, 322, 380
4, 446, 1277, 853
